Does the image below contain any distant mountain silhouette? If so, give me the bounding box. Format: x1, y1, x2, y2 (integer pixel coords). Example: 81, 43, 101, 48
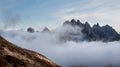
42, 27, 50, 32
63, 19, 120, 42
27, 27, 35, 33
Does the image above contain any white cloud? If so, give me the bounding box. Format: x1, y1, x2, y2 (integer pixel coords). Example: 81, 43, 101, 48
54, 0, 120, 32
1, 30, 120, 67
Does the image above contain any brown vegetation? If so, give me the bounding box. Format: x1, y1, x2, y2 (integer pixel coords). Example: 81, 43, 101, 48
0, 36, 61, 67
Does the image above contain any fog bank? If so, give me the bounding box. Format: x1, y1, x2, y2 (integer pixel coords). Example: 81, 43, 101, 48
1, 28, 120, 67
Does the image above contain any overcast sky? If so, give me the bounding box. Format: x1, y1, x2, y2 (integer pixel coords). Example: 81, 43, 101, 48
0, 0, 120, 32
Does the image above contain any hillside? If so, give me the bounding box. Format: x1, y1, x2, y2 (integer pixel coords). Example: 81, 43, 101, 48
0, 36, 61, 67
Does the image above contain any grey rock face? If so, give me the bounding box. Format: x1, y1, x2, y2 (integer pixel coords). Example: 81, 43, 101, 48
63, 19, 120, 42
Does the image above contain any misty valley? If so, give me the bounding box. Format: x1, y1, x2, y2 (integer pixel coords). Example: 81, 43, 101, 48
0, 19, 120, 67
0, 0, 120, 67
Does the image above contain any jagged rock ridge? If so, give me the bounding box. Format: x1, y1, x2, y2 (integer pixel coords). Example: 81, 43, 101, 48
0, 36, 61, 67
63, 19, 120, 42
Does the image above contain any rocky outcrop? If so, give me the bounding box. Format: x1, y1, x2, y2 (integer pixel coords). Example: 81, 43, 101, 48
63, 19, 120, 42
42, 27, 50, 32
0, 36, 61, 67
92, 24, 120, 41
27, 27, 35, 33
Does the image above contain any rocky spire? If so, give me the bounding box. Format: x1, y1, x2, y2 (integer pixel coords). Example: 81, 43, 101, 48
97, 23, 99, 26
93, 23, 101, 29
71, 19, 76, 23
42, 27, 50, 32
63, 19, 84, 27
76, 20, 83, 27
70, 19, 76, 25
84, 21, 91, 28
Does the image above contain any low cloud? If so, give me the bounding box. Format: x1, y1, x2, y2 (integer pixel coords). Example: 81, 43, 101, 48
1, 25, 120, 67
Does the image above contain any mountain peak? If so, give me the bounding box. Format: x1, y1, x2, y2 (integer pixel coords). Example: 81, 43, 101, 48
97, 23, 100, 26
84, 21, 91, 27
71, 19, 76, 23
63, 19, 83, 27
42, 27, 50, 32
76, 20, 83, 27
63, 19, 120, 41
